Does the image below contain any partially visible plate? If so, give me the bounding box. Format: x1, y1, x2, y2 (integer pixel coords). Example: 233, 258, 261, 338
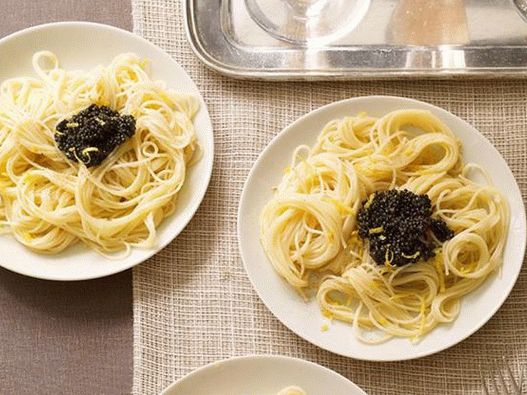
161, 355, 367, 395
0, 22, 214, 280
238, 96, 526, 361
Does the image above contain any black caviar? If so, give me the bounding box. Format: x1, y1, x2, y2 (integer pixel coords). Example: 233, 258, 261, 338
55, 104, 136, 167
357, 189, 454, 267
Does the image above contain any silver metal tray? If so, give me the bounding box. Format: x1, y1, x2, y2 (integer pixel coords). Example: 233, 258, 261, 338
184, 0, 527, 80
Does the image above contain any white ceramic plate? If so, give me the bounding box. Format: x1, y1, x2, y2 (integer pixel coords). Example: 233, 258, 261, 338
161, 355, 367, 395
0, 22, 214, 280
238, 96, 526, 361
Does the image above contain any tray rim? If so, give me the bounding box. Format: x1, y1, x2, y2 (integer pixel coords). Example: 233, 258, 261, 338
184, 0, 527, 80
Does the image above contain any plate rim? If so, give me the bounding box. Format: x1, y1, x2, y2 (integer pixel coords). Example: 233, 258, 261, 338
0, 21, 214, 281
160, 354, 366, 395
237, 95, 527, 361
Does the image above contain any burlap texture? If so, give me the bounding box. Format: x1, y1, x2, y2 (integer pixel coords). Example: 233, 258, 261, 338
132, 1, 527, 394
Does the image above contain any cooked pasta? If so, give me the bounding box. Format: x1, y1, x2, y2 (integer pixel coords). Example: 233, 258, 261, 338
0, 51, 199, 256
260, 109, 508, 342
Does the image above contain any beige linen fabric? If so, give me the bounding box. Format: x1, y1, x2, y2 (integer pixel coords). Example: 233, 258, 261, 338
132, 1, 527, 394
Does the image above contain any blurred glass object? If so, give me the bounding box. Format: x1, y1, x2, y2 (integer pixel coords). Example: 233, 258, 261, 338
244, 0, 371, 45
388, 0, 469, 45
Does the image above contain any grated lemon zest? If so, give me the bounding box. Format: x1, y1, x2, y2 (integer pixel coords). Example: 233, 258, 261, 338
322, 310, 333, 319
364, 193, 375, 209
82, 147, 99, 155
434, 254, 446, 292
402, 251, 420, 259
384, 248, 394, 267
369, 226, 384, 234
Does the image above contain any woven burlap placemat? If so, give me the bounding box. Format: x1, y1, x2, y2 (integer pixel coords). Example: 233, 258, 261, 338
131, 1, 527, 394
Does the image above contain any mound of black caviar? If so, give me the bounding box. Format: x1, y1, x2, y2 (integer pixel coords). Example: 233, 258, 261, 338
357, 189, 454, 267
55, 104, 136, 167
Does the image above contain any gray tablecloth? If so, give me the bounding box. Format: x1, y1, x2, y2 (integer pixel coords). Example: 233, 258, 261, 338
0, 1, 133, 394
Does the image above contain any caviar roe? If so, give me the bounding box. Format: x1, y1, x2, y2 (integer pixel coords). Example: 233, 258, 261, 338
55, 104, 136, 167
357, 189, 454, 267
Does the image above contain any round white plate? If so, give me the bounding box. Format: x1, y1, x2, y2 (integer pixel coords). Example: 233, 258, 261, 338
238, 96, 526, 361
0, 22, 214, 280
161, 355, 367, 395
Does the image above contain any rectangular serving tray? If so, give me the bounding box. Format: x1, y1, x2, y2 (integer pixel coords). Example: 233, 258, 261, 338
184, 0, 527, 80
